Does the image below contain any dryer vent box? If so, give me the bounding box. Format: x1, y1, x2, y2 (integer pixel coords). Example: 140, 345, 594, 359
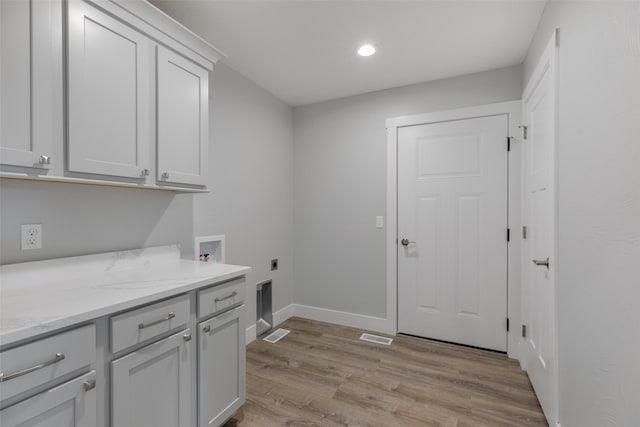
256, 280, 273, 336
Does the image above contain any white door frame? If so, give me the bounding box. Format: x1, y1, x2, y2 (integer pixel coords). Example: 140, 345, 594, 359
521, 29, 560, 426
386, 101, 523, 359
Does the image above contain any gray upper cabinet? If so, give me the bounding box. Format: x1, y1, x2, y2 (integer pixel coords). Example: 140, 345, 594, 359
1, 0, 223, 190
0, 0, 55, 170
67, 0, 150, 179
157, 46, 209, 186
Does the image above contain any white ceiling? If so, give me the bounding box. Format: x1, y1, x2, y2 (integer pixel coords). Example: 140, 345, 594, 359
152, 1, 547, 106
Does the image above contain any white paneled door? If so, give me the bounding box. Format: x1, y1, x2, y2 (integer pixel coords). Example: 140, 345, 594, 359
397, 115, 509, 351
521, 32, 558, 426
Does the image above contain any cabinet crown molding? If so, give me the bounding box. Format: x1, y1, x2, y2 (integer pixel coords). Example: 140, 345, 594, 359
88, 0, 226, 69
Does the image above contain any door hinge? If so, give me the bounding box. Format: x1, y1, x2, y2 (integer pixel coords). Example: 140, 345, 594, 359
522, 324, 527, 338
506, 318, 510, 332
507, 228, 511, 242
507, 136, 512, 152
518, 125, 528, 140
522, 226, 527, 239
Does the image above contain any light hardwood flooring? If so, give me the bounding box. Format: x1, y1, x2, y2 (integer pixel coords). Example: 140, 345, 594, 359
224, 317, 547, 427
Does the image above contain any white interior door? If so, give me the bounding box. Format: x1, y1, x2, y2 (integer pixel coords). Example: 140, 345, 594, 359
397, 114, 509, 352
521, 32, 558, 426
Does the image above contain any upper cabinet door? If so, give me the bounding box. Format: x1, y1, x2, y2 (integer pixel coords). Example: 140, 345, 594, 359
0, 0, 54, 170
157, 46, 208, 186
67, 0, 150, 179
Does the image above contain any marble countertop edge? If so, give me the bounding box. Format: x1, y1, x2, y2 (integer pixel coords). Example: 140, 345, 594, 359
0, 247, 251, 350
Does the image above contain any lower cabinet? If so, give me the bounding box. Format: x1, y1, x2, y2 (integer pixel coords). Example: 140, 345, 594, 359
0, 371, 97, 427
198, 305, 246, 427
111, 328, 193, 427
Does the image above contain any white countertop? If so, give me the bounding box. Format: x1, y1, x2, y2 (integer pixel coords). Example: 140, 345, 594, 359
0, 245, 251, 348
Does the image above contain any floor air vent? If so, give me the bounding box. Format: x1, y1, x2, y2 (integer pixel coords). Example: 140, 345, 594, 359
263, 328, 290, 344
360, 333, 393, 345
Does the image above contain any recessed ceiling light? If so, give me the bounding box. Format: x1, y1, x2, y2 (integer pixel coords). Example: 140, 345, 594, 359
357, 44, 376, 57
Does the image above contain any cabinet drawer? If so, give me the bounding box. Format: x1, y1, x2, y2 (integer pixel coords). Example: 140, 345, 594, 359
0, 325, 95, 402
198, 277, 246, 319
111, 294, 190, 353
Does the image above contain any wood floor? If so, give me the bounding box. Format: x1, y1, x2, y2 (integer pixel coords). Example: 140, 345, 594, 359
224, 317, 547, 427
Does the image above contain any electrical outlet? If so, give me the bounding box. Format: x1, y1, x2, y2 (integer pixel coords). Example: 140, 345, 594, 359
271, 258, 278, 271
21, 224, 42, 250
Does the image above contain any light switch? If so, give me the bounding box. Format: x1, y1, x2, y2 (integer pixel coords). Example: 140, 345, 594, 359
376, 216, 384, 229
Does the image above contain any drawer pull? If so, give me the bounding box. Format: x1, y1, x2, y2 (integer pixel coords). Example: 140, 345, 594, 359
0, 353, 65, 382
214, 291, 238, 303
83, 379, 96, 392
138, 312, 175, 329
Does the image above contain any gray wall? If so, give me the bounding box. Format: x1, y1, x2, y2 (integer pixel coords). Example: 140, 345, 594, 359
195, 63, 294, 325
0, 63, 295, 328
524, 2, 640, 425
292, 65, 523, 317
0, 180, 192, 264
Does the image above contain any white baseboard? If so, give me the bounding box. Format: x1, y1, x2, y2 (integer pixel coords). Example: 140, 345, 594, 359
245, 323, 256, 345
246, 303, 395, 345
292, 304, 394, 335
273, 304, 294, 327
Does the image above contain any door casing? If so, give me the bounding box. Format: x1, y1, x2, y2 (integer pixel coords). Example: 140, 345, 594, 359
386, 101, 522, 359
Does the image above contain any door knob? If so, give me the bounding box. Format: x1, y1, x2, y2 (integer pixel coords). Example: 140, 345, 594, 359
401, 238, 415, 247
532, 257, 550, 269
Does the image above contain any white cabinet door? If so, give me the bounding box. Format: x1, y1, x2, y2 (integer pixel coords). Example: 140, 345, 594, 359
111, 328, 192, 427
0, 0, 54, 169
67, 0, 150, 178
157, 46, 208, 186
199, 305, 246, 427
0, 371, 97, 427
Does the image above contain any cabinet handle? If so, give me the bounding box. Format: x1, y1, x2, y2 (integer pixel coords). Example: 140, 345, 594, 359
138, 312, 175, 329
161, 172, 170, 180
141, 169, 150, 177
183, 332, 192, 342
532, 257, 550, 269
38, 155, 51, 165
214, 291, 238, 303
83, 379, 96, 392
0, 353, 65, 382
202, 324, 211, 333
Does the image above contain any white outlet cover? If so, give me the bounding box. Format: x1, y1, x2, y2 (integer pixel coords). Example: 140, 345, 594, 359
376, 216, 384, 229
21, 224, 42, 250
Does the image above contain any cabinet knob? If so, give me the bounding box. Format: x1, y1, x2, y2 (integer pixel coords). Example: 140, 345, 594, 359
161, 172, 169, 180
39, 155, 50, 165
83, 379, 96, 392
141, 169, 150, 177
202, 325, 211, 333
183, 332, 192, 342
